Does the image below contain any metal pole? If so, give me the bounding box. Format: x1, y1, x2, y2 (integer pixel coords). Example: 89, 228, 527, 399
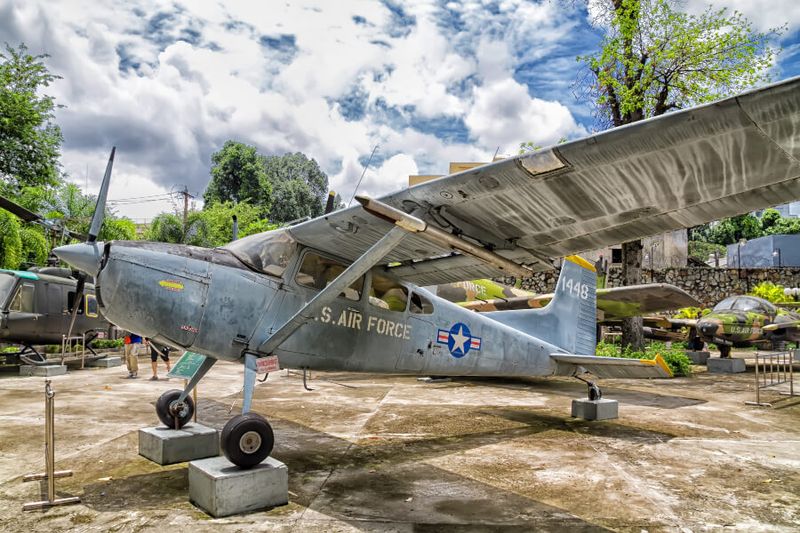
193, 386, 197, 423
46, 381, 54, 502
754, 354, 760, 405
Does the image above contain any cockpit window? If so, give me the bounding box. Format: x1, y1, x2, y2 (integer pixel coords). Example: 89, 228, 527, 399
295, 251, 363, 300
224, 229, 297, 278
713, 296, 738, 311
369, 272, 408, 312
10, 283, 34, 313
0, 274, 15, 307
732, 296, 775, 315
409, 291, 433, 314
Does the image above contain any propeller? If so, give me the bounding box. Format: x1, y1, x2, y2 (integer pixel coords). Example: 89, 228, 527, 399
64, 147, 115, 342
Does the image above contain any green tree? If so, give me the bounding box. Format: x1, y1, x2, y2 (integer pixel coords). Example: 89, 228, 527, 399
263, 152, 329, 222
145, 212, 210, 247
204, 141, 271, 212
0, 209, 22, 269
19, 225, 48, 266
0, 43, 63, 191
98, 218, 137, 241
200, 201, 277, 246
577, 0, 780, 350
706, 214, 762, 245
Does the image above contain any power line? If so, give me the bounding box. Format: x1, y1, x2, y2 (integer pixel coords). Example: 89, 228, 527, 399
348, 144, 379, 207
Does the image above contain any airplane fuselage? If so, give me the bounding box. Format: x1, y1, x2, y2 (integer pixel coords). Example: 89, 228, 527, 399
96, 241, 572, 378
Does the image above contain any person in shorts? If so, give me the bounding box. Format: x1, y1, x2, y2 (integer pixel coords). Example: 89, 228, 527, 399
147, 338, 171, 380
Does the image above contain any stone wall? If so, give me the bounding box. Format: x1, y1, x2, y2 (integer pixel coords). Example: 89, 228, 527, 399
498, 267, 800, 308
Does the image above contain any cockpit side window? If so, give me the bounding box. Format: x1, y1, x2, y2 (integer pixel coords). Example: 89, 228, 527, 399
409, 291, 434, 314
369, 272, 408, 312
295, 251, 363, 301
10, 283, 35, 313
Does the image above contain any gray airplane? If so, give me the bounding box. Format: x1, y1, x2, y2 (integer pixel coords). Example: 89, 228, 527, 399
55, 77, 800, 469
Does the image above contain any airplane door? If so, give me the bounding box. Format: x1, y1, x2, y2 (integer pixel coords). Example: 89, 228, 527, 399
394, 291, 436, 373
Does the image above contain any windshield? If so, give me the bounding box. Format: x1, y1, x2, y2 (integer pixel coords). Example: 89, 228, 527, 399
224, 229, 297, 278
713, 296, 738, 311
0, 274, 16, 308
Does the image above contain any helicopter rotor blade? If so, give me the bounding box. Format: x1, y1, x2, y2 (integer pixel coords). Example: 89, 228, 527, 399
0, 195, 44, 223
88, 147, 115, 242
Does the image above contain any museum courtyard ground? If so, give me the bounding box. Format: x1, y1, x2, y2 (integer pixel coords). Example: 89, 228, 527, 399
0, 354, 798, 532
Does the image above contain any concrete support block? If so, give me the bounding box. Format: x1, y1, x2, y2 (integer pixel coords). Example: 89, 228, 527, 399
189, 456, 288, 517
685, 351, 710, 365
19, 365, 67, 377
86, 356, 122, 368
138, 424, 219, 465
571, 398, 618, 421
707, 357, 746, 373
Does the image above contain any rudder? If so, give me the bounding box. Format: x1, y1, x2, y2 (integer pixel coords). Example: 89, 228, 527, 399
484, 255, 597, 354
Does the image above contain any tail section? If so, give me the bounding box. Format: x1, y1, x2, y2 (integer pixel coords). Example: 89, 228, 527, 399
484, 255, 597, 354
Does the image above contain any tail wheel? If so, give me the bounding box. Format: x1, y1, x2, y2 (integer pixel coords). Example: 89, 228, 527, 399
221, 413, 274, 469
156, 389, 194, 429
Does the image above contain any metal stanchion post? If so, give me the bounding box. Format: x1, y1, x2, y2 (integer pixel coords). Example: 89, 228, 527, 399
23, 380, 80, 511
754, 354, 760, 406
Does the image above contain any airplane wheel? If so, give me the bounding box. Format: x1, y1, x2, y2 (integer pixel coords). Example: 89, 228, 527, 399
718, 345, 731, 359
156, 389, 194, 429
221, 413, 274, 469
688, 337, 704, 351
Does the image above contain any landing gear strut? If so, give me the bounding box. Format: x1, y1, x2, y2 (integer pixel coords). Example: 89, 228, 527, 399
574, 374, 602, 401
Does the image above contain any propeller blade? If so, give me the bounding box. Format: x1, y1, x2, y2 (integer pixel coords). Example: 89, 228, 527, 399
88, 147, 116, 242
65, 273, 86, 341
0, 195, 43, 223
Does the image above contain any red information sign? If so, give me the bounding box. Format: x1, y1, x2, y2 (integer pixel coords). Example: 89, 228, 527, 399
256, 355, 280, 374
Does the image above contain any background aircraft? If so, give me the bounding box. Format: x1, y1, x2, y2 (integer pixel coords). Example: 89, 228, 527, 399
0, 267, 108, 365
54, 76, 800, 469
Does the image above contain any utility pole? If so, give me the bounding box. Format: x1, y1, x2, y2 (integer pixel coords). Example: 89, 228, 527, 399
179, 186, 193, 232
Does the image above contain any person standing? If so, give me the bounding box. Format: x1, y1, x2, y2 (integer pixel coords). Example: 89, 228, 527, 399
147, 338, 172, 380
124, 332, 143, 378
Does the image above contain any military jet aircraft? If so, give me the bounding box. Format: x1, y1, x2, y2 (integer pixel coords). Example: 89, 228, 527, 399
675, 295, 800, 357
0, 267, 109, 365
54, 76, 800, 469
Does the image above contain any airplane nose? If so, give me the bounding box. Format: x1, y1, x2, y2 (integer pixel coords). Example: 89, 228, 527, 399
53, 242, 104, 275
697, 320, 718, 338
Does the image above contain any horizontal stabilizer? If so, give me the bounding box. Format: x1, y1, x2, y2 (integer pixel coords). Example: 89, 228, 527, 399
550, 353, 673, 379
763, 320, 800, 332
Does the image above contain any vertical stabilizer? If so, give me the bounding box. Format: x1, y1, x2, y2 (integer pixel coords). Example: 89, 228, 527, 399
484, 256, 597, 354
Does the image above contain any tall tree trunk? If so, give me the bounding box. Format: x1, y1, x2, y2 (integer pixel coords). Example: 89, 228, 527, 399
621, 239, 645, 352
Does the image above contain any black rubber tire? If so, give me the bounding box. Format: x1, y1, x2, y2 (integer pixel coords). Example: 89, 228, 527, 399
156, 389, 195, 429
688, 336, 704, 351
718, 344, 732, 359
221, 413, 274, 469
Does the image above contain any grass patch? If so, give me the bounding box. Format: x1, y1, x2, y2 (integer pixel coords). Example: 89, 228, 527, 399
596, 341, 692, 376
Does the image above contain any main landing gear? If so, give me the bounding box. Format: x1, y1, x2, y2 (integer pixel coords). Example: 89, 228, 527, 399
154, 353, 276, 469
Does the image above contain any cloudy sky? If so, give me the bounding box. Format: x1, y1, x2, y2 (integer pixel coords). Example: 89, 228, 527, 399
2, 0, 799, 220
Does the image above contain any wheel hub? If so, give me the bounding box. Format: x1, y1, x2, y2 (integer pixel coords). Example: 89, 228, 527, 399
239, 430, 262, 454
169, 400, 188, 418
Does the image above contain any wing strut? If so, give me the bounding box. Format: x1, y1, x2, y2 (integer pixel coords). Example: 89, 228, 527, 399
256, 225, 408, 354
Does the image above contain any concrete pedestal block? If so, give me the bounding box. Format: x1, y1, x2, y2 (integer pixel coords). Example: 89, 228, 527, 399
571, 398, 619, 420
707, 357, 746, 373
189, 456, 288, 517
86, 356, 122, 368
19, 365, 67, 377
685, 351, 710, 365
138, 424, 219, 465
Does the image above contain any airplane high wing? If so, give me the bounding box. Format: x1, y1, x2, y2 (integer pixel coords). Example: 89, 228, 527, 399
274, 77, 799, 286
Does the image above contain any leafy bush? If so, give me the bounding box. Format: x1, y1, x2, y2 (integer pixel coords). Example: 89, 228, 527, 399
749, 282, 788, 303
596, 341, 692, 376
688, 240, 726, 263
89, 339, 124, 349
